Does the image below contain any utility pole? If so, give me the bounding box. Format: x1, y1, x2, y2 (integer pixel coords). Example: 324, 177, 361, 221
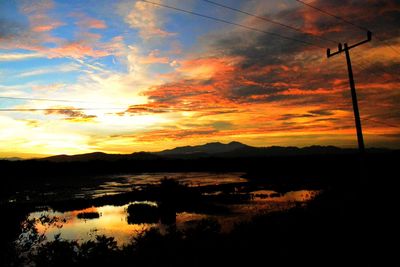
327, 31, 372, 153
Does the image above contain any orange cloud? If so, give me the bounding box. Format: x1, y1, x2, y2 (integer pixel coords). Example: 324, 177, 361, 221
135, 128, 218, 142
19, 0, 64, 33
278, 88, 344, 96
44, 107, 97, 122
299, 7, 343, 36
139, 50, 170, 65
177, 57, 242, 80
32, 21, 64, 32
49, 42, 110, 59
71, 12, 107, 29
82, 18, 107, 29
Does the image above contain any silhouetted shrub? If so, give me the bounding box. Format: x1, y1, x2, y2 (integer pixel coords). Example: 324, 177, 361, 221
79, 235, 119, 266
127, 203, 159, 224
77, 212, 100, 219
33, 235, 79, 267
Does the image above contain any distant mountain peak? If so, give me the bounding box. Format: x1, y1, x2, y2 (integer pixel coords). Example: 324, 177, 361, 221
157, 141, 249, 156
228, 141, 243, 145
41, 151, 160, 162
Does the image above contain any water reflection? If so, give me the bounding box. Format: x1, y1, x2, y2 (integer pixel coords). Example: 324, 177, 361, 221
31, 202, 157, 245
251, 190, 319, 202
7, 172, 247, 204
83, 172, 247, 199
29, 190, 319, 246
213, 190, 320, 231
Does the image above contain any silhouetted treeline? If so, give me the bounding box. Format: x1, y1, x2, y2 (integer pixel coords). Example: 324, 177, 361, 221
0, 152, 396, 178
1, 151, 399, 195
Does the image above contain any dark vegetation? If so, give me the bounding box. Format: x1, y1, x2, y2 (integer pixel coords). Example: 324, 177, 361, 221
77, 212, 100, 220
0, 148, 398, 266
127, 203, 159, 224
1, 150, 398, 198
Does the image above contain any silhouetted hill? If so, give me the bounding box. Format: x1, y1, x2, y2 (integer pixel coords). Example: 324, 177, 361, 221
42, 151, 160, 162
156, 141, 250, 156
0, 157, 22, 161
155, 142, 378, 158
215, 145, 351, 158
39, 141, 392, 162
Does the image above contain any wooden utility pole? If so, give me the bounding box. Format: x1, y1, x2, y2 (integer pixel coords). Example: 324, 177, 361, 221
327, 31, 372, 153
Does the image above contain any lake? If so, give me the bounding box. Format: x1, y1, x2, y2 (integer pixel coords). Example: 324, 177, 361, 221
21, 172, 319, 246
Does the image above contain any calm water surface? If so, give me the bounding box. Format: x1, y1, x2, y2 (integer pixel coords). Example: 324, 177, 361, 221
78, 172, 248, 199
25, 173, 319, 246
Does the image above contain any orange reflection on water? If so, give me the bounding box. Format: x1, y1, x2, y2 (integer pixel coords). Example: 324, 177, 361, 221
30, 190, 320, 245
31, 203, 157, 245
251, 190, 319, 202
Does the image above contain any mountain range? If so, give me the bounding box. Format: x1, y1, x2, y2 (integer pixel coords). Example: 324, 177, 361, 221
37, 141, 390, 162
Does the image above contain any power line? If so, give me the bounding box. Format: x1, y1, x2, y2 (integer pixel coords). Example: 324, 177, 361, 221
0, 96, 113, 105
0, 108, 125, 112
203, 0, 400, 63
375, 38, 400, 57
139, 0, 324, 49
351, 52, 400, 84
341, 115, 399, 129
293, 0, 400, 57
363, 117, 399, 129
200, 0, 399, 81
352, 56, 391, 80
201, 0, 336, 44
293, 0, 400, 76
294, 0, 367, 31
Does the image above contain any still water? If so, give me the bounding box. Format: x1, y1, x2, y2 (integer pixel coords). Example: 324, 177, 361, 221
25, 173, 319, 246
80, 172, 248, 198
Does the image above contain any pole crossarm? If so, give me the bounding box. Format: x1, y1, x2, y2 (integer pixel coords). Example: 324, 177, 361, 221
327, 31, 372, 58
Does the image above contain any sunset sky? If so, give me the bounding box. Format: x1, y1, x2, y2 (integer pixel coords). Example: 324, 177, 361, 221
0, 0, 399, 157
